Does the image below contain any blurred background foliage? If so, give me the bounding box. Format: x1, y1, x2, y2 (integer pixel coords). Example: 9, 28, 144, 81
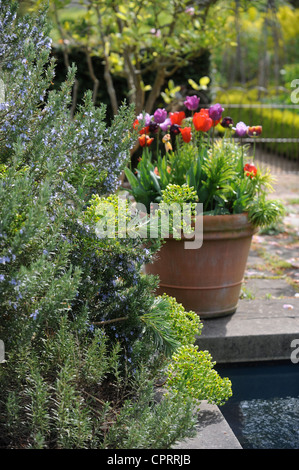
17, 0, 299, 161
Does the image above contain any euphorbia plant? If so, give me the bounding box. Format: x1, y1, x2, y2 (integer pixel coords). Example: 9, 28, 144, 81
125, 95, 284, 228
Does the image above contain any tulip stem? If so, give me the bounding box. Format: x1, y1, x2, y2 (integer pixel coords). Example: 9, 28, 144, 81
241, 137, 244, 176
156, 128, 160, 157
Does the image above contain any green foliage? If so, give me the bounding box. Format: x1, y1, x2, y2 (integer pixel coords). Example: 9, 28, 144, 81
247, 196, 285, 228
216, 89, 299, 160
99, 369, 198, 449
158, 295, 202, 346
159, 184, 198, 236
125, 149, 164, 211
125, 143, 201, 212
212, 2, 299, 89
160, 184, 198, 209
38, 0, 229, 114
200, 140, 239, 213
166, 345, 232, 408
4, 315, 197, 449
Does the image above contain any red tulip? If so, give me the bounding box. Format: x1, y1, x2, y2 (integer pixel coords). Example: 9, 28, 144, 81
193, 109, 213, 132
133, 119, 150, 135
179, 126, 192, 143
139, 134, 154, 147
169, 111, 186, 126
244, 163, 257, 178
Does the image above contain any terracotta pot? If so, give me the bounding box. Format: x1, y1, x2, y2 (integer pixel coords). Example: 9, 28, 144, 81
144, 213, 258, 319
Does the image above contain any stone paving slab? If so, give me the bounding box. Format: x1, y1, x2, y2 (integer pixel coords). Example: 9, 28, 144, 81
196, 297, 299, 363
174, 401, 242, 450
243, 277, 296, 298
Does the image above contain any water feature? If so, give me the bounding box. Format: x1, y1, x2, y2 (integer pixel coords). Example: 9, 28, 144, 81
216, 361, 299, 449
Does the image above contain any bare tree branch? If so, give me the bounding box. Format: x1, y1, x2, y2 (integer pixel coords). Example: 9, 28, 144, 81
53, 3, 79, 118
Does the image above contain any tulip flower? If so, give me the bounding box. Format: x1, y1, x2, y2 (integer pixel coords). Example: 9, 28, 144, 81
136, 112, 153, 126
179, 126, 192, 143
162, 133, 172, 152
184, 95, 200, 111
247, 125, 262, 136
139, 134, 154, 147
221, 117, 234, 128
153, 108, 168, 123
159, 118, 171, 132
133, 119, 150, 135
170, 124, 181, 135
244, 163, 257, 178
149, 121, 159, 133
170, 111, 186, 126
234, 121, 248, 137
208, 103, 224, 123
193, 109, 213, 132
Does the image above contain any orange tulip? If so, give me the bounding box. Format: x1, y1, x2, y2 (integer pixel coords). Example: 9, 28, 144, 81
139, 134, 154, 147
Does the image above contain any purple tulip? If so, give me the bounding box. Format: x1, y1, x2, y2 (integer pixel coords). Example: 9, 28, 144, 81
208, 103, 224, 121
220, 116, 234, 128
148, 121, 159, 133
184, 95, 200, 111
159, 117, 171, 132
137, 112, 153, 126
153, 108, 168, 123
234, 121, 248, 137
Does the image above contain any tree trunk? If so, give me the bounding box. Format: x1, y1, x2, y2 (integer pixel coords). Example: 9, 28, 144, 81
95, 5, 119, 115
268, 0, 281, 87
144, 67, 166, 114
53, 5, 79, 118
85, 49, 100, 105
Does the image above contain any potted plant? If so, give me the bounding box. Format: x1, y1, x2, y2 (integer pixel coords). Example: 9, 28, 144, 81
125, 97, 284, 318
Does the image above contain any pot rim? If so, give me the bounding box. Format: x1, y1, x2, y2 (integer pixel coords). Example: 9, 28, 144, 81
201, 212, 255, 231
163, 212, 258, 241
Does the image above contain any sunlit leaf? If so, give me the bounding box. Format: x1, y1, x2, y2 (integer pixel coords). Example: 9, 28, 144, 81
188, 78, 200, 90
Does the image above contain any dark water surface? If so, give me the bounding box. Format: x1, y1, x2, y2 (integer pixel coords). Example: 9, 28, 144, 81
216, 361, 299, 449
